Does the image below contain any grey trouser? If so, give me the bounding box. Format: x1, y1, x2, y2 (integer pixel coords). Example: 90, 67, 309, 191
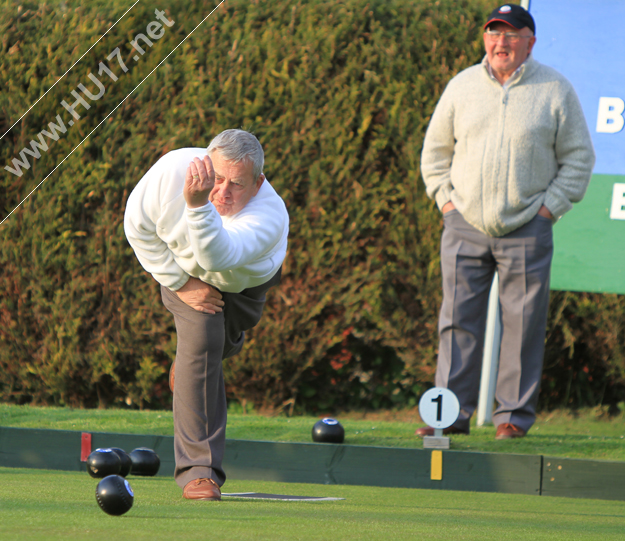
436, 211, 553, 433
161, 268, 282, 489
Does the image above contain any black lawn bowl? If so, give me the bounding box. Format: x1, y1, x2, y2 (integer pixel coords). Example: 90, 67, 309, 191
96, 475, 134, 516
129, 447, 160, 476
110, 447, 133, 477
87, 448, 122, 479
312, 418, 345, 444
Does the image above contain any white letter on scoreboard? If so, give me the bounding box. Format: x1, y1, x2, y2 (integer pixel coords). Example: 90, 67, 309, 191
610, 183, 625, 220
597, 97, 625, 134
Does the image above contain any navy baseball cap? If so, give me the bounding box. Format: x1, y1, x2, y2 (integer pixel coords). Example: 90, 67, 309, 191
484, 4, 536, 34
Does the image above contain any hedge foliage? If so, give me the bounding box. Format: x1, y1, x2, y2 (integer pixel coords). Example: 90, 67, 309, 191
1, 0, 624, 413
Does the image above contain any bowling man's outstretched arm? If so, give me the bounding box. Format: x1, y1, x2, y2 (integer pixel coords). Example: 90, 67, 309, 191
125, 164, 224, 313
125, 150, 223, 291
124, 177, 190, 291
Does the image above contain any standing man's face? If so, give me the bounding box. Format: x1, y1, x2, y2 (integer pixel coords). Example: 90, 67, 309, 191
209, 151, 264, 217
484, 22, 536, 83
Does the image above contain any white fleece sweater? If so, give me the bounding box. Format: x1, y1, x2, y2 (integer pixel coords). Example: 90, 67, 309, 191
124, 147, 289, 293
421, 55, 595, 237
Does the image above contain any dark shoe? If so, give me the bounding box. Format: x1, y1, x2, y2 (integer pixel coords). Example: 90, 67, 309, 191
183, 478, 221, 501
169, 362, 175, 393
495, 423, 526, 440
415, 425, 469, 437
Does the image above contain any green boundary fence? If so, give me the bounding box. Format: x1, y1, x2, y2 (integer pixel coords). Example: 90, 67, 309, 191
2, 426, 625, 501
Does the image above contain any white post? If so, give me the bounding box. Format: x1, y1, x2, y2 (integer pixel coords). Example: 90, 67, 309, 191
476, 272, 501, 426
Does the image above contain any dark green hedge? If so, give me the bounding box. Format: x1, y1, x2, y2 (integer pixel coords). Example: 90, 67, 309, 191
1, 0, 624, 413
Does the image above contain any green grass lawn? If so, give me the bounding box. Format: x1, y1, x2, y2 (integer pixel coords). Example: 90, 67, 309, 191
1, 403, 625, 461
1, 467, 625, 540
2, 405, 625, 539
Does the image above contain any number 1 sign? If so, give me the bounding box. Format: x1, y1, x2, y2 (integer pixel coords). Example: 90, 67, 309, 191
418, 388, 460, 430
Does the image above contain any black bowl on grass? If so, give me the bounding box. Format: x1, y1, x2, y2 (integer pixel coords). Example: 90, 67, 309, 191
96, 475, 134, 516
87, 448, 122, 478
129, 447, 160, 476
110, 447, 133, 477
312, 418, 345, 444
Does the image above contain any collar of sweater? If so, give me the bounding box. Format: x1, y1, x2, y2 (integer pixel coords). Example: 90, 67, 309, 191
481, 54, 537, 89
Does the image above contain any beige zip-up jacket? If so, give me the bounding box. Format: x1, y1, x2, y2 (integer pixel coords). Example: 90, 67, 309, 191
421, 55, 595, 237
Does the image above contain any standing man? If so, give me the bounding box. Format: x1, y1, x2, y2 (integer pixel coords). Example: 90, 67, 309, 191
124, 129, 289, 498
418, 5, 594, 439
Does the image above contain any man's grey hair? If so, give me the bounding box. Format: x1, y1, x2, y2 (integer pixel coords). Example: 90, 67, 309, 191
207, 129, 264, 179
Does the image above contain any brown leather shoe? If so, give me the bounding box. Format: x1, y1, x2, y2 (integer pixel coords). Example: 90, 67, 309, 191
183, 478, 221, 501
495, 423, 526, 440
415, 425, 469, 437
169, 362, 175, 393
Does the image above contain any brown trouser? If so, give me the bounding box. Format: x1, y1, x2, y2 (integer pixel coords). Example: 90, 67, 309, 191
161, 268, 281, 489
437, 211, 553, 433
